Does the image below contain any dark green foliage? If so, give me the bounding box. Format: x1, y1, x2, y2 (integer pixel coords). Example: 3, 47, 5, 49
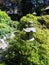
4, 30, 49, 65
4, 34, 39, 65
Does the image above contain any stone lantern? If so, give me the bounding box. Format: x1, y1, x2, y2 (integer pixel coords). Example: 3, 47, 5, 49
23, 21, 37, 41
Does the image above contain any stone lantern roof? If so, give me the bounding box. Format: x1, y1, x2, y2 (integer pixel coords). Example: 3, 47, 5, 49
23, 27, 36, 32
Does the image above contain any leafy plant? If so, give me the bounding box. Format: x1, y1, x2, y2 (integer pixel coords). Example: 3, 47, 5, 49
18, 14, 38, 30
4, 30, 49, 65
37, 15, 49, 28
0, 11, 17, 36
1, 11, 49, 65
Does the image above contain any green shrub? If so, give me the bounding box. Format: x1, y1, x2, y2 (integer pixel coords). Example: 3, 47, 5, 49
1, 12, 49, 65
18, 14, 38, 30
0, 11, 13, 26
0, 11, 17, 36
12, 21, 19, 29
4, 36, 39, 65
37, 15, 49, 28
4, 34, 49, 65
33, 29, 49, 44
26, 14, 37, 22
4, 29, 49, 65
0, 26, 15, 36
